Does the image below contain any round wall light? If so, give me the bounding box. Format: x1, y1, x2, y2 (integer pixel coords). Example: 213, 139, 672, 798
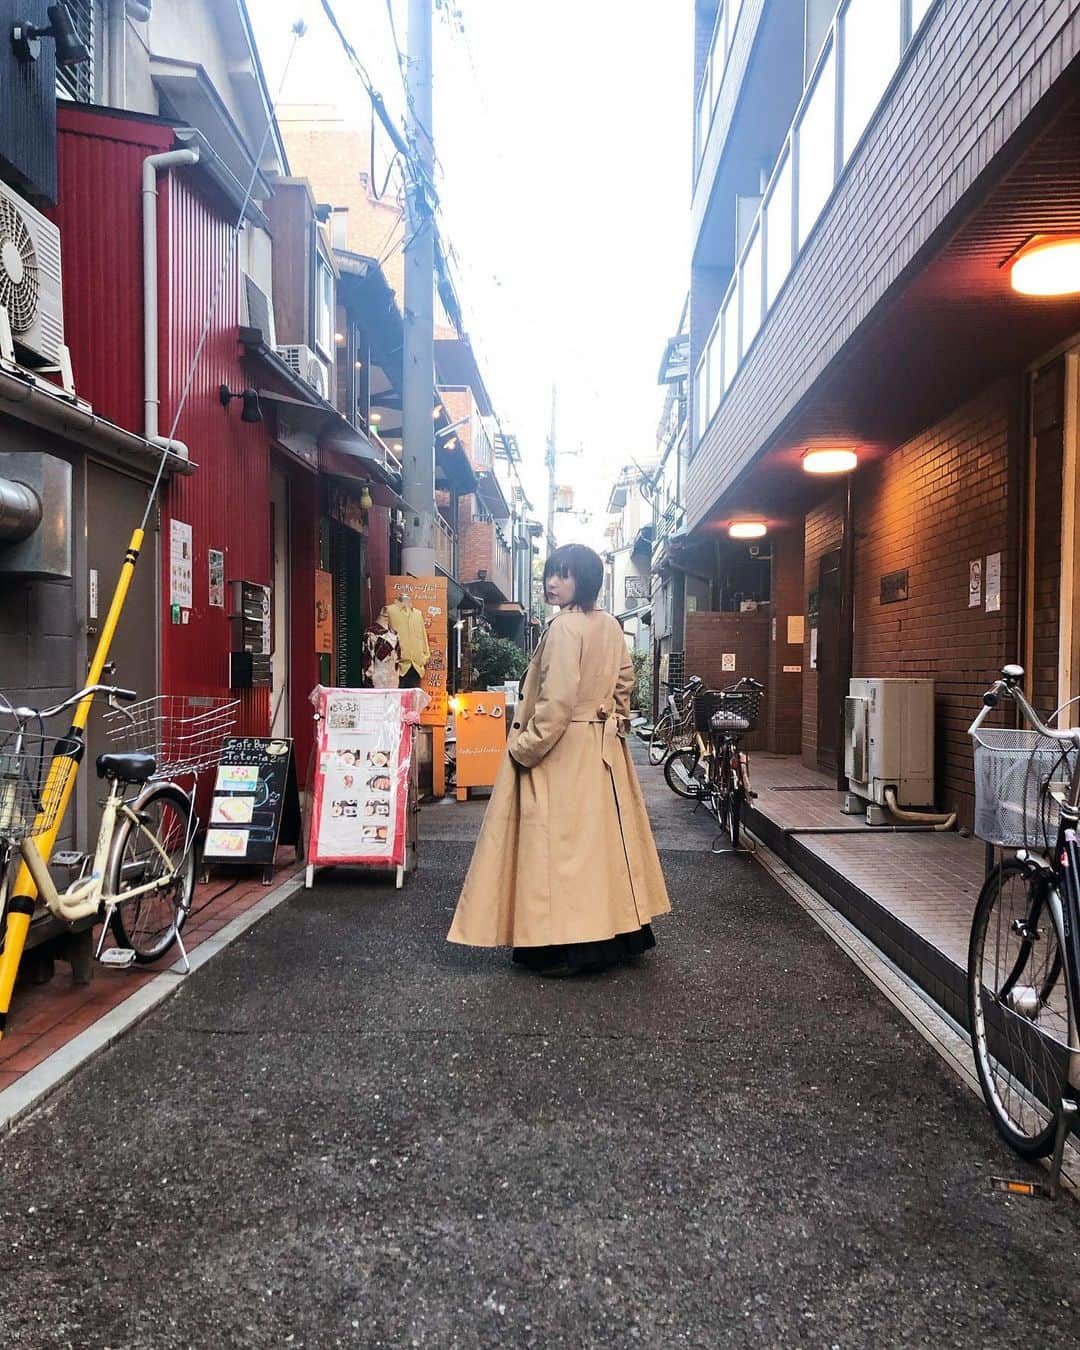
1010, 236, 1080, 296
728, 521, 767, 540
802, 448, 858, 475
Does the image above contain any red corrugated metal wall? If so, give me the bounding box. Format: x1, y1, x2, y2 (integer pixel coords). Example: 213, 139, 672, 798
158, 172, 270, 736
52, 107, 172, 428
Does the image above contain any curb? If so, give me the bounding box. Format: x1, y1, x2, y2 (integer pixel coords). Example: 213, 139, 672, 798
0, 869, 305, 1137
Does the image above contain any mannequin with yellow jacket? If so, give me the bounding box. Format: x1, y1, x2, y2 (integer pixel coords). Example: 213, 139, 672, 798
386, 591, 430, 689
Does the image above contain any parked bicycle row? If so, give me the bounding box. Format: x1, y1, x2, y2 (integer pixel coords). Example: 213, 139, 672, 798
647, 674, 764, 854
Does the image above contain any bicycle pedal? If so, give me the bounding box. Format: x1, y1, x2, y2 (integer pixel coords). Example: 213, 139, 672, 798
990, 1176, 1053, 1199
99, 948, 137, 969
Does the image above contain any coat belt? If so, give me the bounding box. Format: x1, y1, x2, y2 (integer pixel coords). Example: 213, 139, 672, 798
569, 702, 627, 768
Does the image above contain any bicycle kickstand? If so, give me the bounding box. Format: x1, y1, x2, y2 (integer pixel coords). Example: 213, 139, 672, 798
992, 1098, 1077, 1199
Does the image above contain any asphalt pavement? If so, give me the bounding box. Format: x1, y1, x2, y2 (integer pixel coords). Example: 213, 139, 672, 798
1, 749, 1079, 1348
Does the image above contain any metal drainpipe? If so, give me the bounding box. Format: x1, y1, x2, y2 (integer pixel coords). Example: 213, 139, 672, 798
142, 149, 200, 442
0, 478, 41, 541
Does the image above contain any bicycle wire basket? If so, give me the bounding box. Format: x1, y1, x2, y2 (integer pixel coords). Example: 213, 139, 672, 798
0, 726, 78, 842
694, 687, 764, 737
103, 695, 240, 780
971, 727, 1078, 849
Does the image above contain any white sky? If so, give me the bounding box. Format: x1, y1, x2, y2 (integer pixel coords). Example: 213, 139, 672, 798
248, 1, 691, 546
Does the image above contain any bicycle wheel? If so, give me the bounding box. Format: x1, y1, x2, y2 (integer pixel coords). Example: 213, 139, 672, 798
648, 711, 674, 766
726, 772, 744, 850
108, 782, 196, 963
968, 858, 1071, 1158
664, 749, 707, 799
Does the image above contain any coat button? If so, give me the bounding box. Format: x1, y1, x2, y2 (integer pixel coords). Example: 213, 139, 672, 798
512, 722, 521, 730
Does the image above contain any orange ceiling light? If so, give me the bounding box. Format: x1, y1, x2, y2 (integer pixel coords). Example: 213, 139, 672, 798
802, 448, 858, 475
1010, 235, 1080, 296
728, 520, 767, 540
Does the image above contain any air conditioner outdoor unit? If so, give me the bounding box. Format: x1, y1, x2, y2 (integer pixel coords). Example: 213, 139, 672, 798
276, 343, 330, 401
0, 179, 65, 369
844, 677, 935, 811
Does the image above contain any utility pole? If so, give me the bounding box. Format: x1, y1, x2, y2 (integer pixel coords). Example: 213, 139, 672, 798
545, 385, 557, 556
401, 0, 436, 577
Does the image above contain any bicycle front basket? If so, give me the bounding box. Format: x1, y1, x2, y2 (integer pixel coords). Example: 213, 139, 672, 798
971, 728, 1077, 849
694, 688, 763, 736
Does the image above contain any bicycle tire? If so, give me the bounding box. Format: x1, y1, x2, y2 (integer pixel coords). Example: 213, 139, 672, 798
108, 782, 196, 963
648, 711, 674, 766
664, 749, 707, 800
727, 782, 744, 850
968, 858, 1071, 1158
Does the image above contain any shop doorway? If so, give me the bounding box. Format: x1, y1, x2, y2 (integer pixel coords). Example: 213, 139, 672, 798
816, 547, 843, 774
270, 467, 290, 736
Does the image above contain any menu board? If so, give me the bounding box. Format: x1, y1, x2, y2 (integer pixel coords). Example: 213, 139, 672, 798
386, 575, 448, 727
454, 692, 507, 789
204, 736, 302, 871
308, 686, 428, 870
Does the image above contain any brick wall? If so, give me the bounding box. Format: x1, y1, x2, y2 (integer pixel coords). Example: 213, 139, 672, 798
688, 0, 1080, 528
1029, 356, 1065, 713
850, 381, 1019, 828
767, 526, 804, 755
684, 609, 770, 751
802, 492, 844, 768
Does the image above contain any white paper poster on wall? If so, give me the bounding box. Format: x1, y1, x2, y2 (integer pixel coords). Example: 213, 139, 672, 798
787, 614, 805, 646
810, 628, 819, 670
968, 559, 983, 609
170, 518, 193, 608
985, 552, 1001, 613
208, 548, 225, 608
722, 652, 736, 672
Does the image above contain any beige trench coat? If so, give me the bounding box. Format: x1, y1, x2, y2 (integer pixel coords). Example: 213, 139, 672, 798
448, 607, 671, 949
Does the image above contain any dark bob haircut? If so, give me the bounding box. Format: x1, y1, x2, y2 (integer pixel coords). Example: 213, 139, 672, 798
543, 543, 605, 611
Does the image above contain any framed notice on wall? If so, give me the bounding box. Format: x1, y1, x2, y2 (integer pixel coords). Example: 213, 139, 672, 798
306, 686, 428, 887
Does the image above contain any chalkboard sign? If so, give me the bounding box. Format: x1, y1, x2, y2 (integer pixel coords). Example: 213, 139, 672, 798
204, 736, 303, 880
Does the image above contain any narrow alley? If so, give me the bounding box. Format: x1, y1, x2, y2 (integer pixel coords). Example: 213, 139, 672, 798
2, 751, 1078, 1349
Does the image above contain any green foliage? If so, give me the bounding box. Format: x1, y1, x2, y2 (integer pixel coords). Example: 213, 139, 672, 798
469, 626, 529, 690
631, 650, 652, 712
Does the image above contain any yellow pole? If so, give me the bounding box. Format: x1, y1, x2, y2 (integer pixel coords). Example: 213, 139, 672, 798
0, 529, 145, 1036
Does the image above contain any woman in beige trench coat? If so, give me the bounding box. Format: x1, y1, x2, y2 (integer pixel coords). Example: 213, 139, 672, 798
448, 544, 671, 976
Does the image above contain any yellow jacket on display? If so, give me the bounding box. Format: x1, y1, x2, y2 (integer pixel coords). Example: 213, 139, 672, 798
386, 601, 430, 677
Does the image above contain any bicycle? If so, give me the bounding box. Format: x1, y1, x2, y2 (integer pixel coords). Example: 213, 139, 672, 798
0, 688, 236, 977
648, 674, 703, 766
663, 678, 764, 850
967, 663, 1080, 1187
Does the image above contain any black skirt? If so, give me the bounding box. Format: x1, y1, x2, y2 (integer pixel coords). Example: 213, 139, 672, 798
512, 924, 656, 975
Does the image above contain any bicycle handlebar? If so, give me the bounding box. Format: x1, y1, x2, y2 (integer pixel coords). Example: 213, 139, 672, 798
1, 684, 138, 723
968, 666, 1080, 745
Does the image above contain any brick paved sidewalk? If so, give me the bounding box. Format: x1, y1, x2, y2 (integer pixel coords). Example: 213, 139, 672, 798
0, 862, 301, 1097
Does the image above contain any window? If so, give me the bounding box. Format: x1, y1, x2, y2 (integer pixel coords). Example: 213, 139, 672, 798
314, 253, 334, 356
842, 0, 901, 163
764, 150, 793, 307
796, 44, 837, 248
55, 0, 95, 103
693, 357, 707, 445
741, 227, 763, 352
722, 282, 739, 389
707, 320, 724, 418
331, 208, 349, 250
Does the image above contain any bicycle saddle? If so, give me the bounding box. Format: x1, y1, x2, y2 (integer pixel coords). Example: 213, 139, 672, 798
96, 751, 157, 783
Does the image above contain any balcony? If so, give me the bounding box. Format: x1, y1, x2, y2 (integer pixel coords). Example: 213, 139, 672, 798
434, 511, 456, 578
462, 518, 513, 602
693, 0, 937, 451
